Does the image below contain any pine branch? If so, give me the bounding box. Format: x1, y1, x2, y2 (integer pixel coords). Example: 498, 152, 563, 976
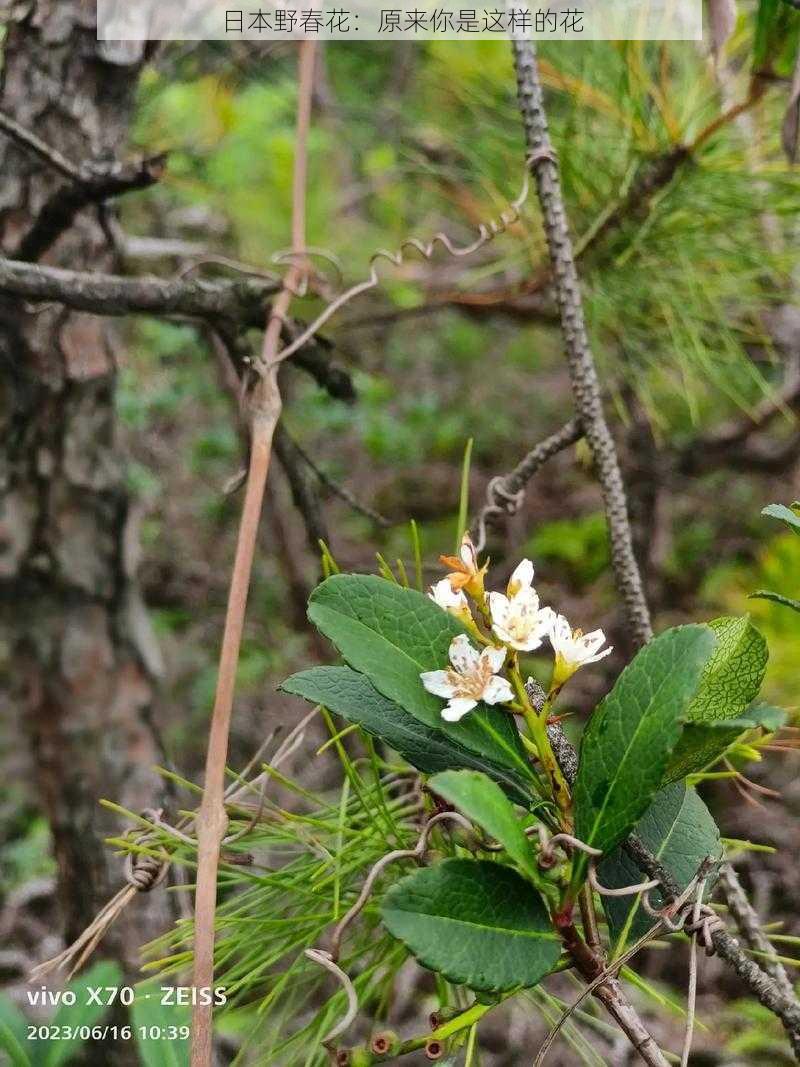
511, 39, 652, 649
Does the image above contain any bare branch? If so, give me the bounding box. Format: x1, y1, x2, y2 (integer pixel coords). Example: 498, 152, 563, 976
273, 424, 330, 551
0, 256, 279, 325
284, 427, 392, 528
0, 108, 82, 180
511, 40, 653, 648
718, 863, 796, 1003
471, 417, 582, 551
16, 154, 168, 263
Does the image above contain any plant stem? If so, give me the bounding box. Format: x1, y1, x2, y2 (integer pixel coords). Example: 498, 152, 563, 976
509, 664, 571, 826
344, 1001, 496, 1063
189, 41, 316, 1067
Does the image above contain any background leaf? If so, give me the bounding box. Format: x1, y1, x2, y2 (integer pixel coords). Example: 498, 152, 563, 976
597, 784, 722, 952
762, 502, 800, 535
306, 574, 531, 781
749, 590, 800, 613
381, 859, 560, 992
281, 666, 535, 803
663, 616, 768, 782
131, 988, 190, 1067
665, 702, 785, 783
0, 996, 31, 1067
573, 625, 715, 871
428, 770, 539, 880
42, 960, 123, 1067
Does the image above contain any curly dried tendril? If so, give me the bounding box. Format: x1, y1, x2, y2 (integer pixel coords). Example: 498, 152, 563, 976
268, 171, 532, 368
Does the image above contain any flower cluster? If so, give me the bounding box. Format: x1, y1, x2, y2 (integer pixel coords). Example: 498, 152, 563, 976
422, 533, 611, 722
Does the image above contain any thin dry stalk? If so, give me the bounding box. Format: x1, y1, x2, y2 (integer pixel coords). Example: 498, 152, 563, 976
189, 40, 317, 1067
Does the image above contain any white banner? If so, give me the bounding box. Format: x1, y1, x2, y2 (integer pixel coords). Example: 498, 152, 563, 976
97, 1, 703, 42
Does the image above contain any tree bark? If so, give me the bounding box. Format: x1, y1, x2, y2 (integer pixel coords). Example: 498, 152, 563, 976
0, 0, 168, 1011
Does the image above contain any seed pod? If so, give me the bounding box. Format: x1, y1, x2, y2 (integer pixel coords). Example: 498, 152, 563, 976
370, 1030, 399, 1055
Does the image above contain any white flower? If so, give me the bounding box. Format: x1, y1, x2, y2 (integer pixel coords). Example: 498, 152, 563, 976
549, 613, 612, 686
428, 578, 472, 624
420, 634, 513, 723
488, 559, 554, 652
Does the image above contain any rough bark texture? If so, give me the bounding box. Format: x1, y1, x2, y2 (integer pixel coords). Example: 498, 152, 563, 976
0, 0, 169, 999
512, 38, 653, 650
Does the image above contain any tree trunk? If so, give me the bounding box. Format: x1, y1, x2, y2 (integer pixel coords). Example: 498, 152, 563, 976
0, 0, 168, 990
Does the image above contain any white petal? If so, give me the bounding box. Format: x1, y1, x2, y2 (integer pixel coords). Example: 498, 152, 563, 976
509, 586, 540, 614
482, 677, 514, 704
491, 622, 513, 646
420, 670, 456, 698
429, 578, 463, 610
459, 533, 478, 571
488, 591, 510, 625
581, 629, 607, 654
508, 558, 534, 595
442, 697, 477, 722
587, 646, 613, 664
482, 676, 514, 705
548, 612, 572, 649
508, 631, 545, 653
481, 644, 507, 674
449, 634, 480, 673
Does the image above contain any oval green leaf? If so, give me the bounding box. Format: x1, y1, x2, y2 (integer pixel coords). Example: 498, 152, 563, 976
664, 616, 768, 783
381, 858, 560, 993
573, 624, 715, 871
307, 574, 532, 782
597, 784, 722, 953
428, 770, 538, 880
280, 666, 535, 804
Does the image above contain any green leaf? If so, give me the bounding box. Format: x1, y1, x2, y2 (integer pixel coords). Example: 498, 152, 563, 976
684, 617, 768, 724
750, 590, 800, 614
762, 502, 800, 535
306, 574, 531, 781
597, 784, 722, 952
381, 858, 560, 992
0, 996, 31, 1067
43, 960, 123, 1067
663, 616, 768, 783
428, 770, 538, 880
280, 667, 535, 803
753, 1, 800, 74
666, 702, 786, 783
132, 988, 190, 1067
573, 625, 715, 871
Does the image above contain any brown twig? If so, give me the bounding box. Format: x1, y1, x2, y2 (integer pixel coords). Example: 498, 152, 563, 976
0, 256, 355, 402
0, 108, 81, 180
15, 154, 168, 263
471, 417, 583, 551
189, 41, 317, 1067
511, 39, 653, 649
718, 863, 796, 1003
0, 256, 279, 324
283, 427, 392, 528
